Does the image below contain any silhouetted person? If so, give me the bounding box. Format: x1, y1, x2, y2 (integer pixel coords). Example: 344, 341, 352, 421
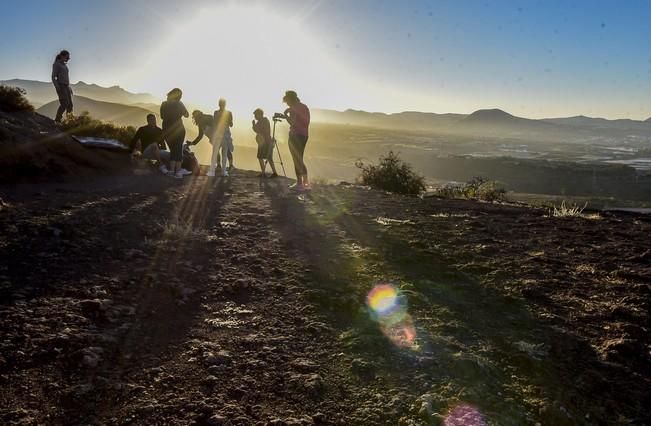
160, 88, 189, 179
211, 98, 234, 176
52, 50, 72, 122
283, 90, 310, 190
131, 114, 170, 173
190, 110, 214, 146
252, 108, 278, 178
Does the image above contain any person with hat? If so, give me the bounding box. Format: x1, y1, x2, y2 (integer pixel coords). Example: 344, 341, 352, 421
282, 90, 311, 190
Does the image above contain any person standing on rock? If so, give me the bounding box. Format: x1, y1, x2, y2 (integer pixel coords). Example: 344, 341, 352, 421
52, 50, 73, 123
282, 90, 310, 191
252, 108, 278, 178
160, 88, 189, 179
211, 98, 234, 177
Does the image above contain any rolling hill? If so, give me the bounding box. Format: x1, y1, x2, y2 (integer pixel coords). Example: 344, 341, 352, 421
0, 79, 160, 108
312, 108, 465, 131
5, 79, 651, 140
37, 96, 155, 127
542, 115, 651, 131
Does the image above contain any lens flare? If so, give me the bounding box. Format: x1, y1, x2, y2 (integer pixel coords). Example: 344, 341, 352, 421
367, 284, 399, 316
444, 404, 486, 426
366, 283, 417, 349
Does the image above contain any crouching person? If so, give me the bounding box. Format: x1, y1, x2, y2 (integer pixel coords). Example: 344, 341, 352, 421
131, 114, 170, 173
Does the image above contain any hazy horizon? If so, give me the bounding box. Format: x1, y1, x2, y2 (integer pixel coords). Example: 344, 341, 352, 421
2, 1, 651, 120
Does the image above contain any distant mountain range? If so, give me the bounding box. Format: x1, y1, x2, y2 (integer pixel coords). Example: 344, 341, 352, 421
313, 107, 651, 140
0, 79, 160, 108
37, 96, 154, 127
3, 79, 651, 139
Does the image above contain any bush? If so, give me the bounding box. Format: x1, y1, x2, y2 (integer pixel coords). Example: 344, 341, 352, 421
434, 177, 507, 202
0, 85, 34, 112
356, 151, 426, 195
60, 112, 136, 144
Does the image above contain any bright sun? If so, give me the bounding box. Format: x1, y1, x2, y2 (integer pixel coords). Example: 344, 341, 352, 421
140, 5, 358, 115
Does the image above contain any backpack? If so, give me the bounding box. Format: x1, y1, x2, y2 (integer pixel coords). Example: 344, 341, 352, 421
182, 144, 200, 174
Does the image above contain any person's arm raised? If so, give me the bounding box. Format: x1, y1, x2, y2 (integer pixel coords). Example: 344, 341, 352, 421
284, 108, 296, 126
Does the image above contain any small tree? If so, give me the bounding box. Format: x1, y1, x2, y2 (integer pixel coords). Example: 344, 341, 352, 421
356, 151, 426, 195
0, 85, 34, 112
60, 112, 136, 144
434, 176, 507, 202
462, 177, 507, 202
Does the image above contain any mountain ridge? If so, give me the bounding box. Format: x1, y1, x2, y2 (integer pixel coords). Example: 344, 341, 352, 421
0, 79, 160, 108
37, 96, 155, 127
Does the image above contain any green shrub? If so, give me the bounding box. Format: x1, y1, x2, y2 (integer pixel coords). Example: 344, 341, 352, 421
435, 177, 507, 202
0, 85, 34, 112
356, 151, 426, 195
60, 112, 136, 144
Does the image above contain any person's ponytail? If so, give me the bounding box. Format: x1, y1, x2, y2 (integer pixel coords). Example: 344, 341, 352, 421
55, 50, 70, 62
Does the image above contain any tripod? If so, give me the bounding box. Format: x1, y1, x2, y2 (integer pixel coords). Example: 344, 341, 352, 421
269, 118, 287, 177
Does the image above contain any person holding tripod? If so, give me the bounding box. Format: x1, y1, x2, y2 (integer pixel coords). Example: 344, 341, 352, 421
282, 90, 310, 190
252, 108, 278, 178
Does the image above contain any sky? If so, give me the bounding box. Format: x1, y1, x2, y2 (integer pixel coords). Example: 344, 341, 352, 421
1, 0, 650, 119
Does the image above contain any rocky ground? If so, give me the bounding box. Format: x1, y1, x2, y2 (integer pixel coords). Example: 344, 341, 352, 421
0, 169, 649, 425
0, 110, 131, 183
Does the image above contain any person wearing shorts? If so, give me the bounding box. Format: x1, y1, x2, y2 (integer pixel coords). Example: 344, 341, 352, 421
252, 108, 278, 178
160, 88, 189, 179
212, 98, 234, 177
282, 90, 310, 190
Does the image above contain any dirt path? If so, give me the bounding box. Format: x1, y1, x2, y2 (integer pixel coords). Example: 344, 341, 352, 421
0, 171, 649, 425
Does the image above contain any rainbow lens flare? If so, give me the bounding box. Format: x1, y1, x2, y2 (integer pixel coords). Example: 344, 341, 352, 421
367, 284, 399, 316
444, 404, 486, 426
367, 283, 417, 349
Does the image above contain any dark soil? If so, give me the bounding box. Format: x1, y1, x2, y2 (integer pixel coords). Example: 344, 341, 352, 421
0, 171, 649, 425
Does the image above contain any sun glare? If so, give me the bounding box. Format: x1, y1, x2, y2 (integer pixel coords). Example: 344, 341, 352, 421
140, 5, 357, 114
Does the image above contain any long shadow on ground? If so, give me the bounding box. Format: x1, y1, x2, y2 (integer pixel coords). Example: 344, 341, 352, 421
266, 185, 647, 425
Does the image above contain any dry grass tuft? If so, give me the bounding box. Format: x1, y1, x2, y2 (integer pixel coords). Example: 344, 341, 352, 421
549, 201, 587, 217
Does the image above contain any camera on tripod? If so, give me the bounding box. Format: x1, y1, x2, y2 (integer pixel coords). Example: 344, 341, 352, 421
273, 112, 287, 122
